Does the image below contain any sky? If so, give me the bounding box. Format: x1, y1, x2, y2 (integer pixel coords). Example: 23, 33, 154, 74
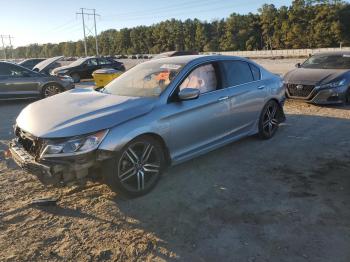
0, 0, 292, 47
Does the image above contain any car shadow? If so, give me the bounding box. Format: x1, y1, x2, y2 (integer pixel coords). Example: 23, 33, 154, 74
104, 113, 350, 261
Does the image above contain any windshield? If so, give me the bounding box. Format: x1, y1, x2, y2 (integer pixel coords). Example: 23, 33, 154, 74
102, 61, 185, 97
302, 54, 350, 69
152, 52, 173, 60
33, 56, 63, 71
68, 58, 88, 67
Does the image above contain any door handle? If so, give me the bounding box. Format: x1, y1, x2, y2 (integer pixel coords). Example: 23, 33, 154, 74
218, 96, 229, 101
257, 85, 265, 89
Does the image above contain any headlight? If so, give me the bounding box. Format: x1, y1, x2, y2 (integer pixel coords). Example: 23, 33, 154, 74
58, 70, 69, 75
58, 75, 74, 82
318, 79, 346, 89
40, 129, 108, 158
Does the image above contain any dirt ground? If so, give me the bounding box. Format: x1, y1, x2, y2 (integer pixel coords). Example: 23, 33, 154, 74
0, 59, 350, 261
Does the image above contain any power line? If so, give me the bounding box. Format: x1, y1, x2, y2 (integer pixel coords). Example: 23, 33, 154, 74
46, 18, 77, 33
76, 8, 100, 57
103, 0, 213, 19
0, 35, 14, 59
100, 1, 261, 24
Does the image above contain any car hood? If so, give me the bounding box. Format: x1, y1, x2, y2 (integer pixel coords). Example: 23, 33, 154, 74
52, 65, 72, 74
16, 88, 156, 138
33, 56, 64, 73
284, 68, 348, 85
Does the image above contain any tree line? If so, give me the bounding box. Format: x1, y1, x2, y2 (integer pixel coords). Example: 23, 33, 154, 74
3, 0, 350, 59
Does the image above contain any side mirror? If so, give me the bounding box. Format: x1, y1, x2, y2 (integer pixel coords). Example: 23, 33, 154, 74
178, 88, 200, 101
295, 63, 301, 68
22, 71, 32, 77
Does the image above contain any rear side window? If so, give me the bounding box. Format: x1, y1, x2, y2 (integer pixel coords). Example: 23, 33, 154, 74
220, 61, 254, 87
99, 58, 113, 65
86, 59, 98, 66
249, 63, 261, 81
0, 63, 11, 76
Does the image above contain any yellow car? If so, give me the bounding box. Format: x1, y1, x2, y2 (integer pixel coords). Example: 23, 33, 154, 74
92, 68, 123, 88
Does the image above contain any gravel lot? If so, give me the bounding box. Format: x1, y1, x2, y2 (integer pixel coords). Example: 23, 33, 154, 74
0, 59, 349, 261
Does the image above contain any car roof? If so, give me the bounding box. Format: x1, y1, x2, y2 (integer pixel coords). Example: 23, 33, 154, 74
0, 61, 20, 66
21, 58, 44, 61
313, 51, 350, 56
149, 54, 253, 65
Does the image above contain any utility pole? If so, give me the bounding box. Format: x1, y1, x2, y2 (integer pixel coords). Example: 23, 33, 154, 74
93, 9, 99, 56
76, 8, 100, 57
8, 35, 14, 59
76, 8, 88, 56
0, 35, 6, 60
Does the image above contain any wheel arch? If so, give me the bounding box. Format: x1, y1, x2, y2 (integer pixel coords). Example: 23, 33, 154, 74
265, 97, 286, 123
346, 85, 350, 103
39, 81, 64, 94
131, 132, 172, 166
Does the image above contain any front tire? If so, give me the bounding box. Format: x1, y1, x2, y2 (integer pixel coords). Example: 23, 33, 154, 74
102, 136, 165, 197
71, 73, 80, 83
258, 100, 280, 139
42, 83, 63, 98
345, 87, 350, 104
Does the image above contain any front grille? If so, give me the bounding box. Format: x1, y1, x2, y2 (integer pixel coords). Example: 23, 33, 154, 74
286, 84, 315, 98
15, 128, 43, 157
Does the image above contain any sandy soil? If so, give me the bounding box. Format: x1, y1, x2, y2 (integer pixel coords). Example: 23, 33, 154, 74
0, 59, 350, 261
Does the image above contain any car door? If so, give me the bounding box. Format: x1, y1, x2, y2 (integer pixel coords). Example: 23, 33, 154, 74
219, 60, 267, 135
166, 62, 231, 161
0, 63, 40, 98
81, 58, 98, 78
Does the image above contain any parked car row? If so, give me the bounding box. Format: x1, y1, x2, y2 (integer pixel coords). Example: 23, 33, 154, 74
51, 56, 125, 83
0, 60, 74, 99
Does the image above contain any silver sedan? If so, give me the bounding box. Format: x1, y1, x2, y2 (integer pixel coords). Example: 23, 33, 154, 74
10, 55, 285, 196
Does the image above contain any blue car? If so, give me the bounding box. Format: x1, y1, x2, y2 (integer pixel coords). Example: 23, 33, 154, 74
10, 55, 285, 196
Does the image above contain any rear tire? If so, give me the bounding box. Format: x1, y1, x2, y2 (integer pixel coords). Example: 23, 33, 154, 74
42, 83, 63, 98
71, 73, 80, 83
345, 87, 350, 104
258, 100, 280, 139
102, 136, 165, 197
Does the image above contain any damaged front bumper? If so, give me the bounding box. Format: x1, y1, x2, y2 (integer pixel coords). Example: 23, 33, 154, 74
9, 139, 112, 185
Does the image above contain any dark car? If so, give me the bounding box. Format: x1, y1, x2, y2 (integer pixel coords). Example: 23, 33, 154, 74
18, 58, 45, 70
152, 50, 199, 60
51, 57, 126, 83
0, 61, 74, 99
284, 52, 350, 104
33, 56, 64, 76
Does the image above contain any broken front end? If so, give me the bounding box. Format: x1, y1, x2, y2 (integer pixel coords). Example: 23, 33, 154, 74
9, 127, 111, 185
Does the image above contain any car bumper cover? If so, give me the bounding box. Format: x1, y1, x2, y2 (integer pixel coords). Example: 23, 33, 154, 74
9, 139, 104, 185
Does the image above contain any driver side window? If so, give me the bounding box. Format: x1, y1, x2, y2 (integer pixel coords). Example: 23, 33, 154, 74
86, 59, 98, 66
7, 64, 32, 78
179, 64, 217, 94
